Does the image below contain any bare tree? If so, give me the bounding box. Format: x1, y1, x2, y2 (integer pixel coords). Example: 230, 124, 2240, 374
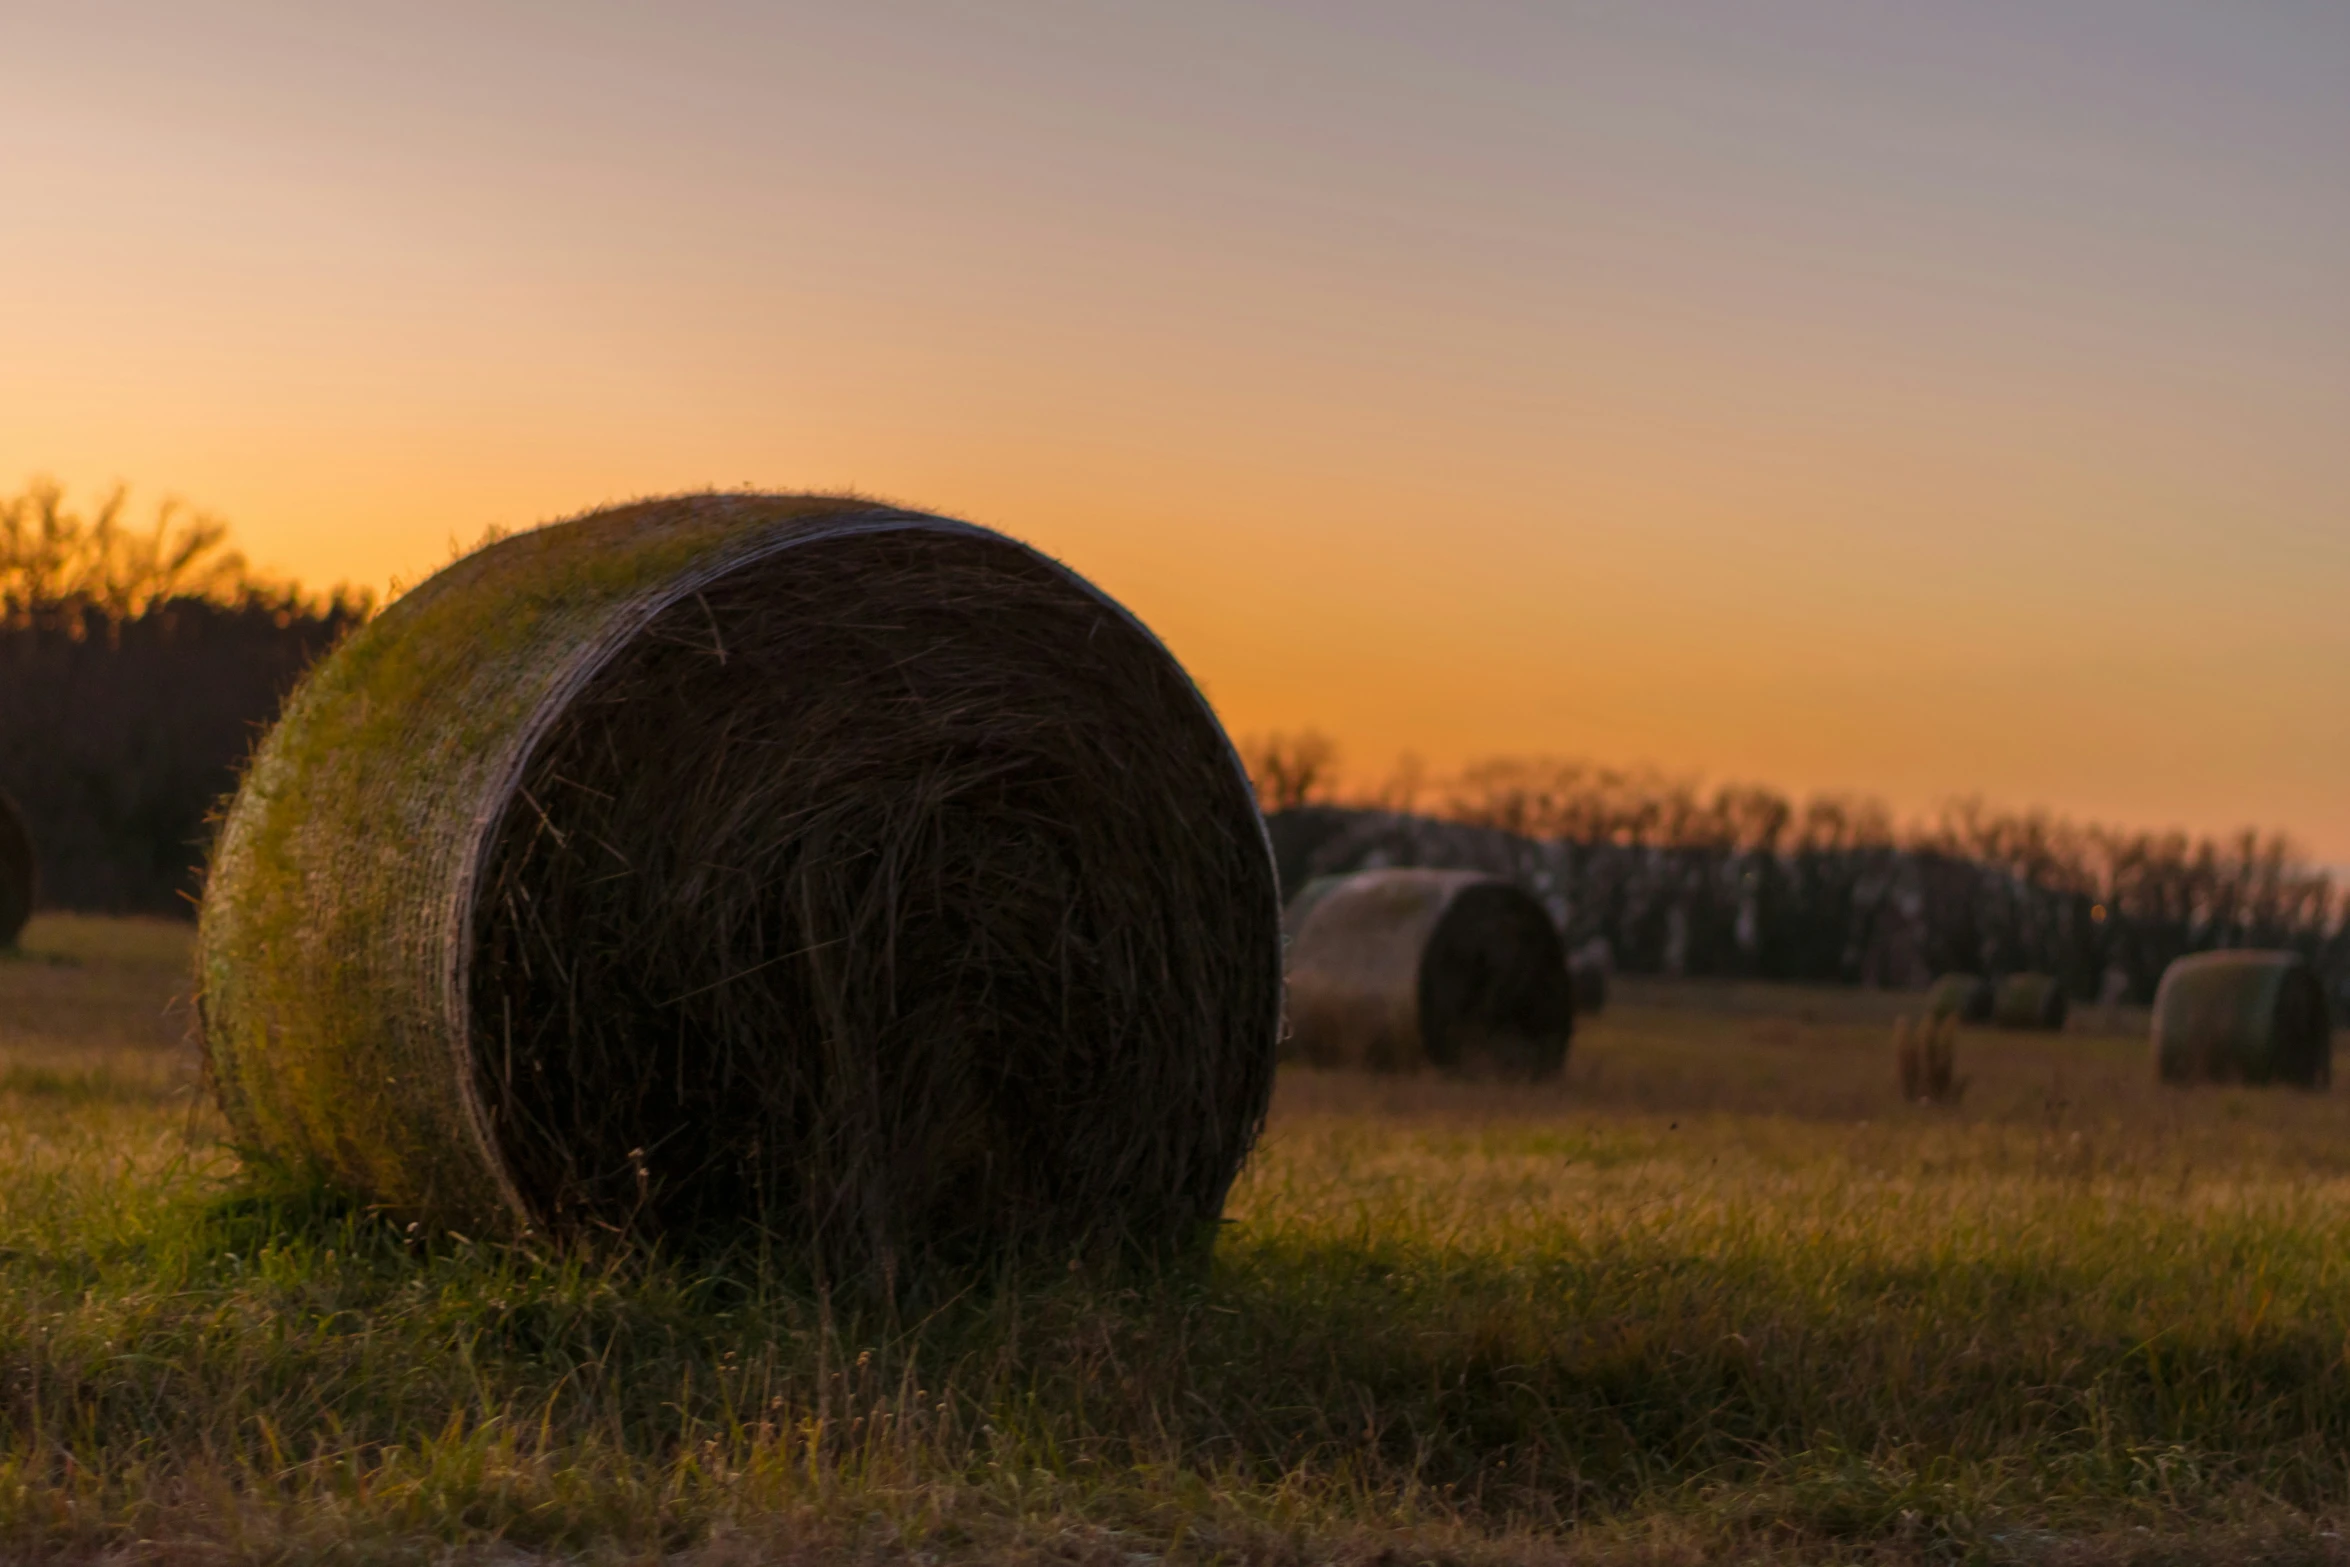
1241, 729, 1341, 811
1, 479, 261, 633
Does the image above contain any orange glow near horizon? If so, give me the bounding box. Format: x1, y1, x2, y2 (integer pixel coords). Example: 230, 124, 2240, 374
6, 5, 2347, 857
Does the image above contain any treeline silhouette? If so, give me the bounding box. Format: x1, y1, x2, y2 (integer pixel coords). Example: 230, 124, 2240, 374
1252, 740, 2348, 1007
0, 481, 370, 914
4, 477, 2336, 1001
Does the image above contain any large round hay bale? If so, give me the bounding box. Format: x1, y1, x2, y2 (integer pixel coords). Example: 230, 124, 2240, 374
0, 789, 33, 949
1923, 972, 1992, 1023
198, 495, 1282, 1275
1284, 868, 1572, 1078
1992, 972, 2067, 1031
2153, 950, 2330, 1088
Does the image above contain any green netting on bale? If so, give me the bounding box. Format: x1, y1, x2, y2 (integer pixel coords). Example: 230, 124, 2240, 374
198, 495, 1282, 1276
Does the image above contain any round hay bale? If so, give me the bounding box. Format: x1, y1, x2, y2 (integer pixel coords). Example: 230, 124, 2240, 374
1992, 972, 2067, 1031
0, 789, 33, 949
2153, 949, 2330, 1088
1283, 868, 1572, 1078
1923, 972, 1993, 1023
198, 495, 1282, 1275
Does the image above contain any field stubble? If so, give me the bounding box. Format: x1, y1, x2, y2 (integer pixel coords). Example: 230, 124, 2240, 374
2, 921, 2350, 1562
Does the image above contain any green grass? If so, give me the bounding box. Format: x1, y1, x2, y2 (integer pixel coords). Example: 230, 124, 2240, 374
5, 921, 2350, 1562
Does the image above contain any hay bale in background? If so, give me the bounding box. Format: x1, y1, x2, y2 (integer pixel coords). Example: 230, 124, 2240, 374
1284, 868, 1572, 1078
1895, 1014, 1964, 1104
0, 789, 32, 948
1924, 972, 1993, 1023
2153, 950, 2330, 1088
1993, 972, 2067, 1031
199, 495, 1282, 1277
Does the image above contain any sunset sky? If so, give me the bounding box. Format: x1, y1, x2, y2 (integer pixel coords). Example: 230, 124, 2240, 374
6, 3, 2347, 852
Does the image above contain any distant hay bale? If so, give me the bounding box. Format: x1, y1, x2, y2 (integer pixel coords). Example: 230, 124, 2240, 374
0, 789, 32, 948
1923, 972, 1992, 1023
1992, 972, 2067, 1031
198, 495, 1282, 1277
1894, 1014, 1964, 1105
2153, 950, 2330, 1088
1283, 868, 1572, 1078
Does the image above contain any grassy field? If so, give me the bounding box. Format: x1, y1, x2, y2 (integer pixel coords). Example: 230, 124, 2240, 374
5, 921, 2350, 1562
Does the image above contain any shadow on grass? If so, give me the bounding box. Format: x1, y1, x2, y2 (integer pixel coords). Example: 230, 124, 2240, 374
57, 1169, 2345, 1557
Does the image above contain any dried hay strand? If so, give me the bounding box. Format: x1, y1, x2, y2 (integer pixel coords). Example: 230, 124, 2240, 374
198, 495, 1282, 1278
1992, 972, 2068, 1031
1283, 868, 1572, 1079
1923, 972, 1993, 1023
0, 789, 31, 948
2153, 950, 2330, 1088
